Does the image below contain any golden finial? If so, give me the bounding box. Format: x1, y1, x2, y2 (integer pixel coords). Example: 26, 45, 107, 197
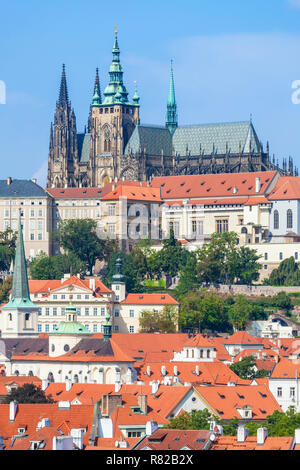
114, 24, 118, 34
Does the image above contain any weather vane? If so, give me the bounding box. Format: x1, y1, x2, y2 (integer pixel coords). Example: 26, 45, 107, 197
114, 24, 118, 34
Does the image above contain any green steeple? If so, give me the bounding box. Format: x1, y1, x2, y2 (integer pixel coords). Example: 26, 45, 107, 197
132, 81, 140, 106
103, 311, 112, 341
92, 68, 101, 106
3, 215, 36, 309
102, 30, 131, 105
165, 60, 178, 135
112, 256, 125, 284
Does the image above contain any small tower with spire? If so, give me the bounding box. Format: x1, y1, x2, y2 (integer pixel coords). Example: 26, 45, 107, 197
165, 60, 178, 135
111, 256, 126, 303
1, 216, 39, 338
47, 64, 79, 189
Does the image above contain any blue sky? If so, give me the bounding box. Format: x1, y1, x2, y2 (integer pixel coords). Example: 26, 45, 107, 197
1, 0, 300, 186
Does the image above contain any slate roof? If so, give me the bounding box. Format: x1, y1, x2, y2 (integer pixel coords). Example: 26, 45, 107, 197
0, 180, 47, 198
124, 121, 262, 157
77, 133, 91, 163
0, 338, 49, 359
125, 125, 173, 156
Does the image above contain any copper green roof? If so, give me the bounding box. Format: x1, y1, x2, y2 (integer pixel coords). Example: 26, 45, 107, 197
77, 133, 91, 163
125, 121, 261, 157
166, 61, 178, 135
102, 31, 131, 105
50, 321, 92, 335
3, 216, 36, 310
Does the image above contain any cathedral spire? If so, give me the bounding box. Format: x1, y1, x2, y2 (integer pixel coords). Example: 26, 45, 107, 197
102, 28, 130, 105
92, 67, 101, 106
58, 64, 69, 106
166, 60, 178, 135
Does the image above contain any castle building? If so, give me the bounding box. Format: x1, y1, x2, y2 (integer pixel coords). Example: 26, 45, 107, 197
47, 31, 295, 189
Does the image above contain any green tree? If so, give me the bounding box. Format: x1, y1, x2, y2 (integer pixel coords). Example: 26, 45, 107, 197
266, 257, 300, 286
58, 219, 114, 275
176, 253, 200, 297
0, 228, 17, 271
166, 409, 215, 430
0, 276, 12, 304
29, 252, 86, 280
139, 305, 178, 333
227, 295, 253, 331
229, 355, 268, 380
179, 291, 232, 333
159, 230, 186, 280
229, 246, 261, 285
3, 384, 55, 404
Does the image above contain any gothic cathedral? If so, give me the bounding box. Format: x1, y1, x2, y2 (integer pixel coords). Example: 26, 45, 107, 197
47, 31, 296, 189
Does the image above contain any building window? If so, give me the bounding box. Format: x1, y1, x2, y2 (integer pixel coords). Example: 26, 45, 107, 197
85, 308, 89, 316
45, 324, 49, 333
277, 387, 282, 398
61, 295, 65, 300
108, 204, 116, 216
53, 295, 57, 300
77, 295, 81, 299
93, 308, 97, 316
287, 209, 293, 229
295, 253, 298, 260
130, 309, 134, 317
264, 253, 268, 260
37, 324, 42, 332
114, 325, 119, 332
216, 219, 229, 233
77, 308, 81, 316
101, 307, 105, 316
279, 252, 283, 260
53, 308, 57, 316
115, 310, 119, 317
45, 308, 50, 316
290, 387, 295, 398
30, 234, 34, 240
61, 308, 65, 316
85, 295, 89, 299
93, 324, 97, 332
129, 326, 135, 333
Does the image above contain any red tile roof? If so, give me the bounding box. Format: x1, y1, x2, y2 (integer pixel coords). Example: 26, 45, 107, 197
121, 293, 179, 305
29, 276, 112, 295
268, 176, 300, 201
194, 384, 282, 420
101, 185, 161, 202
211, 435, 294, 450
135, 429, 211, 450
151, 171, 277, 200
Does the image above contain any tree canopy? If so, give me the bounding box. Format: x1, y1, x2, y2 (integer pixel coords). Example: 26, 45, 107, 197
29, 252, 86, 280
229, 355, 269, 380
0, 228, 17, 272
139, 305, 178, 333
3, 383, 55, 404
265, 257, 300, 286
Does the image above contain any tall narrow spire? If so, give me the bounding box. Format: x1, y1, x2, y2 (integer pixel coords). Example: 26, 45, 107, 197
102, 29, 130, 105
166, 60, 178, 135
92, 67, 101, 106
5, 215, 35, 308
58, 64, 69, 106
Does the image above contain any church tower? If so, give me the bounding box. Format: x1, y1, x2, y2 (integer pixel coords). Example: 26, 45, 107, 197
88, 29, 140, 186
165, 61, 178, 135
1, 216, 39, 338
47, 64, 79, 188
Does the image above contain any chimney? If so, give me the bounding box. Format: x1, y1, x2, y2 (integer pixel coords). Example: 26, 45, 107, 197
7, 177, 12, 186
195, 365, 200, 376
102, 394, 122, 416
237, 426, 249, 443
147, 365, 151, 377
137, 394, 148, 414
115, 381, 121, 393
173, 365, 178, 376
294, 429, 300, 446
151, 381, 159, 395
161, 365, 166, 376
233, 186, 238, 194
9, 401, 18, 422
257, 427, 268, 446
42, 379, 49, 391
255, 177, 261, 193
89, 278, 96, 291
70, 429, 84, 450
146, 420, 158, 436
65, 379, 72, 392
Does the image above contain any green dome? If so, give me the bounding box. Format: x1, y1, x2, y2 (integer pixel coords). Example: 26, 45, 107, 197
50, 321, 92, 335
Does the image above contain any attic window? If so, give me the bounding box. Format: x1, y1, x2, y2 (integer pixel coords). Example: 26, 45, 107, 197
138, 349, 144, 353
200, 182, 205, 186
206, 188, 211, 192
166, 190, 171, 194
221, 181, 226, 185
180, 182, 185, 186
186, 189, 191, 193
97, 190, 102, 194
248, 186, 253, 190
218, 393, 226, 399
283, 190, 287, 194
242, 180, 246, 184
227, 187, 232, 191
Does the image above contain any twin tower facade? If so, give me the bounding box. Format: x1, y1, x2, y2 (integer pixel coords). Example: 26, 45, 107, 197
47, 31, 283, 189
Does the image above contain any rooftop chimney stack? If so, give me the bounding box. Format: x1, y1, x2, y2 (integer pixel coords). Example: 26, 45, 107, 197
255, 177, 261, 193
237, 426, 249, 443
257, 427, 268, 446
7, 177, 12, 186
9, 401, 18, 422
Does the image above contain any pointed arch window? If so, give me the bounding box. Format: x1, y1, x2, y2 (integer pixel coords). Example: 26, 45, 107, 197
287, 209, 293, 229
274, 210, 279, 229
